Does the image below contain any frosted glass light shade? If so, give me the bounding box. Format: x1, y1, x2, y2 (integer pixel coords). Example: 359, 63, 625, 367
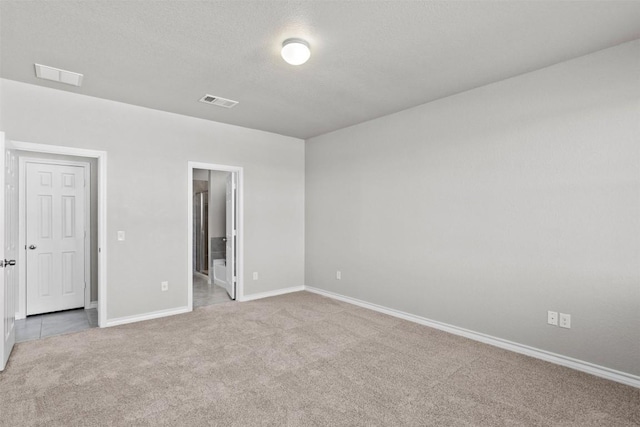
281, 39, 311, 65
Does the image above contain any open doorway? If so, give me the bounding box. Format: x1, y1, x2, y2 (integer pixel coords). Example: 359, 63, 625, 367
188, 162, 242, 310
16, 155, 98, 341
6, 141, 107, 345
192, 168, 232, 307
0, 140, 107, 354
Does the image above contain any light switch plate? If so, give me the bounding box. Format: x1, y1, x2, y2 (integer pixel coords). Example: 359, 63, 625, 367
117, 231, 125, 241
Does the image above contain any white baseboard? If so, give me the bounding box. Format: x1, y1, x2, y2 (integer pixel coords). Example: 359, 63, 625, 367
239, 285, 304, 302
305, 286, 640, 389
104, 306, 191, 328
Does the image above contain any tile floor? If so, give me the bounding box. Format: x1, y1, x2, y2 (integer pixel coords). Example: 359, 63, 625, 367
15, 308, 98, 343
193, 273, 232, 308
15, 275, 230, 343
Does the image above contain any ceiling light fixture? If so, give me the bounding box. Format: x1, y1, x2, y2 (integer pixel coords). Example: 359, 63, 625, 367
281, 38, 311, 65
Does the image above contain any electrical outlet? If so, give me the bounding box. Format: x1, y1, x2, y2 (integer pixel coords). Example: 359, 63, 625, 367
559, 313, 571, 329
547, 311, 558, 326
161, 281, 168, 292
253, 272, 258, 280
336, 271, 341, 280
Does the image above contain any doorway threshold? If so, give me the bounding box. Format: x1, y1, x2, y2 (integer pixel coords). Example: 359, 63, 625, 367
15, 308, 98, 343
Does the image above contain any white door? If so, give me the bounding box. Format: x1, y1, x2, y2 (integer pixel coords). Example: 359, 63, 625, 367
1, 133, 18, 371
225, 173, 236, 300
26, 162, 85, 315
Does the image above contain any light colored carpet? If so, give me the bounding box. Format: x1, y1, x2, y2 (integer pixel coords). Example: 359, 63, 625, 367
0, 291, 638, 426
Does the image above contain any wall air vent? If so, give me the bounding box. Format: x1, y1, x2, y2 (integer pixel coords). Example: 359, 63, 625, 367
199, 94, 238, 109
34, 63, 83, 87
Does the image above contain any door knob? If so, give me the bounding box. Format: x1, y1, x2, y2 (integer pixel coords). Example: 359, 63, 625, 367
28, 245, 36, 250
4, 260, 16, 266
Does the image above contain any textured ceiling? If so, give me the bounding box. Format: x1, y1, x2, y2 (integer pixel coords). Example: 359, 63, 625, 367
1, 1, 640, 139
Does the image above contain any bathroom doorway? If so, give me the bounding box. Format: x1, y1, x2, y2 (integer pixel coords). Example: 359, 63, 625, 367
188, 163, 243, 310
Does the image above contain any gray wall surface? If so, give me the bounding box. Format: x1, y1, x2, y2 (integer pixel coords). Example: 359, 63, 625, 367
305, 41, 640, 375
192, 169, 209, 181
1, 79, 305, 319
208, 170, 229, 239
207, 170, 229, 271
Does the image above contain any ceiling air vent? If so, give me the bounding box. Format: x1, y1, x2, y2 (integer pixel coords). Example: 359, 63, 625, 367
199, 94, 238, 109
34, 63, 83, 87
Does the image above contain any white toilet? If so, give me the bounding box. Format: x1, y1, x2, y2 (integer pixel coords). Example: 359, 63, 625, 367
213, 259, 227, 287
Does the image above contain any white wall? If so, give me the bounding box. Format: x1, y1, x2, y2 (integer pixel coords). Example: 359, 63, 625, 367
192, 169, 209, 181
305, 41, 640, 376
208, 170, 229, 238
1, 79, 305, 320
207, 170, 228, 276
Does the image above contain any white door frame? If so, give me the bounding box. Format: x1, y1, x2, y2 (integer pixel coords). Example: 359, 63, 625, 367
187, 162, 243, 309
9, 141, 107, 327
18, 158, 92, 318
